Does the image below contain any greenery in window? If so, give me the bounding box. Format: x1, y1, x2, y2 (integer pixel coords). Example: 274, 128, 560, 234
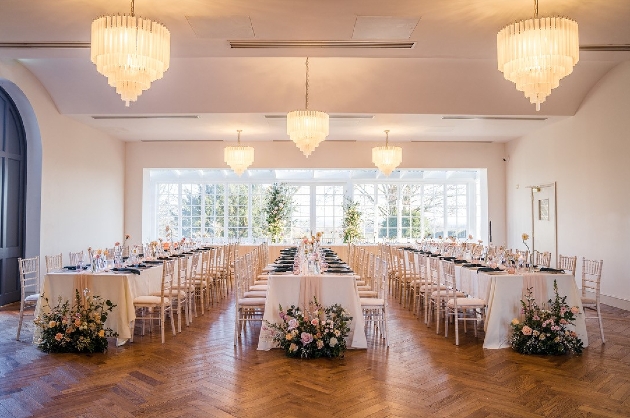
342, 200, 363, 243
264, 183, 294, 243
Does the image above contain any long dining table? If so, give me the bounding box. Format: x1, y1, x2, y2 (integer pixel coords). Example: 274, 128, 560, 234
454, 266, 589, 349
257, 274, 368, 350
36, 265, 164, 346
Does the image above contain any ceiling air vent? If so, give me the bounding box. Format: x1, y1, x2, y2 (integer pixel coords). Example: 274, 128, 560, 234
442, 116, 548, 121
92, 115, 200, 120
0, 42, 90, 49
580, 44, 630, 52
229, 40, 415, 49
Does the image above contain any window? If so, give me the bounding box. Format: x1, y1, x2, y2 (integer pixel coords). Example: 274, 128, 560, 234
148, 169, 481, 243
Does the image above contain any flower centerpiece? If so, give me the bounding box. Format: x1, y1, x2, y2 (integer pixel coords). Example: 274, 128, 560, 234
342, 200, 363, 244
34, 290, 118, 353
510, 279, 583, 355
263, 183, 294, 243
264, 298, 352, 359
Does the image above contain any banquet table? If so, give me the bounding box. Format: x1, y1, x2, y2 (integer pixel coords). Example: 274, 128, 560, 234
257, 274, 367, 350
36, 266, 164, 345
455, 267, 588, 349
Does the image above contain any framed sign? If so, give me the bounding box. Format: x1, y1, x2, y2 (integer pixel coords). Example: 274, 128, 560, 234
539, 199, 549, 221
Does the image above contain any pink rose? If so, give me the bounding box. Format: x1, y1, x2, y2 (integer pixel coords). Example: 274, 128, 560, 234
311, 318, 319, 326
300, 332, 313, 345
54, 333, 63, 341
521, 326, 533, 336
287, 318, 298, 330
570, 306, 579, 314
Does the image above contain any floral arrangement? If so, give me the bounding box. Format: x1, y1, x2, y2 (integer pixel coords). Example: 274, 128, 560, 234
263, 183, 294, 243
34, 290, 118, 353
264, 298, 352, 359
342, 200, 363, 243
510, 280, 583, 355
522, 232, 530, 253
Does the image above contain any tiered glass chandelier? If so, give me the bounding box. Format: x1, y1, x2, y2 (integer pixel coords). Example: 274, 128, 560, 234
372, 130, 402, 176
224, 130, 255, 176
91, 0, 170, 107
287, 58, 329, 157
497, 0, 579, 111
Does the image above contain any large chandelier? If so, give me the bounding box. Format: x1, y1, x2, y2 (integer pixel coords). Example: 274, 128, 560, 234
224, 130, 255, 176
91, 0, 170, 107
372, 130, 402, 176
287, 58, 329, 157
497, 0, 579, 111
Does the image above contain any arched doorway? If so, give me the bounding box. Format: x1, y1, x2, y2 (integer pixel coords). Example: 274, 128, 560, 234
0, 87, 26, 305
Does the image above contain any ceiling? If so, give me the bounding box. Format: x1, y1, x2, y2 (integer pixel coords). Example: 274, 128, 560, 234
1, 0, 629, 143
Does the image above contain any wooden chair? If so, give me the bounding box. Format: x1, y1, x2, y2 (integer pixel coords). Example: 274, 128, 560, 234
443, 261, 486, 345
360, 258, 389, 347
45, 253, 63, 273
234, 256, 265, 345
581, 258, 605, 343
17, 256, 40, 341
558, 254, 577, 276
534, 250, 552, 267
69, 251, 84, 266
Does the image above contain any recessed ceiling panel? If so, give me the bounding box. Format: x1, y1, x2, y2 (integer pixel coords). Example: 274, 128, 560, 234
352, 16, 420, 40
186, 16, 255, 39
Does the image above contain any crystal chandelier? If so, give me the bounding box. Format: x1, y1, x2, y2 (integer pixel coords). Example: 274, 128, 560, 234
224, 130, 255, 176
497, 0, 579, 111
372, 130, 402, 176
91, 0, 170, 107
287, 58, 329, 157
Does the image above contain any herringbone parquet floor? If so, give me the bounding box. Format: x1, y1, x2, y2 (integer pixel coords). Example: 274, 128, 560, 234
1, 291, 629, 418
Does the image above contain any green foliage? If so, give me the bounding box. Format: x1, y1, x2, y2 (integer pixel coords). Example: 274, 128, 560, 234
342, 200, 363, 243
264, 298, 352, 359
34, 290, 118, 354
510, 280, 583, 355
263, 183, 294, 243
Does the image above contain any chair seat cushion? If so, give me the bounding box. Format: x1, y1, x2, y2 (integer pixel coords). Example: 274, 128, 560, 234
237, 298, 266, 306
151, 290, 187, 299
355, 281, 366, 286
25, 293, 40, 302
249, 285, 268, 291
254, 280, 268, 285
244, 291, 267, 298
357, 285, 372, 291
581, 297, 596, 305
447, 297, 486, 307
358, 291, 378, 297
431, 290, 465, 297
360, 298, 385, 307
134, 295, 170, 305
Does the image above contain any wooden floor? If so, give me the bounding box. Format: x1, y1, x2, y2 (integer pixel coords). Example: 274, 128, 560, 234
1, 293, 629, 418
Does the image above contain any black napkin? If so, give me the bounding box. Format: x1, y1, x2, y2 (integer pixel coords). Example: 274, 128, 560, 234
143, 260, 164, 265
157, 256, 173, 260
440, 256, 456, 261
454, 259, 468, 264
127, 264, 148, 268
112, 267, 141, 275
539, 267, 565, 273
463, 263, 482, 268
63, 265, 90, 271
477, 267, 502, 273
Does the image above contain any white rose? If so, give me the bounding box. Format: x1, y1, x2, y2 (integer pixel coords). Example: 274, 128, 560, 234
329, 337, 338, 347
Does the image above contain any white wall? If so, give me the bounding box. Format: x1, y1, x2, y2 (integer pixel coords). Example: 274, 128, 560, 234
506, 61, 630, 306
125, 139, 507, 248
0, 59, 125, 268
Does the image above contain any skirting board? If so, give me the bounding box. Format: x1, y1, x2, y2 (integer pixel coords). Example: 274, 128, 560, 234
583, 290, 630, 311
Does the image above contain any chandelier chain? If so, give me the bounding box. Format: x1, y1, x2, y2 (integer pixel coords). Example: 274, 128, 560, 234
131, 0, 135, 17
237, 130, 242, 145
384, 130, 390, 147
305, 57, 310, 110
533, 0, 538, 18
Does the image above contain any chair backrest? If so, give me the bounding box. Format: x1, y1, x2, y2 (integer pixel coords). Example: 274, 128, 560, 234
558, 254, 577, 276
416, 253, 428, 280
375, 258, 388, 299
189, 252, 200, 277
176, 255, 188, 289
19, 256, 40, 297
45, 253, 63, 273
535, 251, 552, 267
69, 251, 84, 265
161, 259, 175, 300
428, 256, 440, 285
234, 256, 246, 299
581, 258, 603, 300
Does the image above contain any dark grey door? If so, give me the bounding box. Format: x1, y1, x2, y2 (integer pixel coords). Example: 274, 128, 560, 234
0, 87, 26, 306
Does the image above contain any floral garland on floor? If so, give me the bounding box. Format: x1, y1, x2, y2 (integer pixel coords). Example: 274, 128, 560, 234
263, 183, 294, 243
264, 298, 352, 359
34, 290, 117, 354
510, 279, 583, 355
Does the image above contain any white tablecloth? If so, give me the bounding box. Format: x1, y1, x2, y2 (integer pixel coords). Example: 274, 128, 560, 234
36, 266, 163, 345
455, 267, 588, 349
257, 274, 367, 350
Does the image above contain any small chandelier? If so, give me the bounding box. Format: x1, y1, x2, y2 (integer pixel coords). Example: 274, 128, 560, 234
224, 130, 254, 176
372, 130, 402, 176
91, 0, 171, 107
497, 0, 579, 111
287, 58, 329, 157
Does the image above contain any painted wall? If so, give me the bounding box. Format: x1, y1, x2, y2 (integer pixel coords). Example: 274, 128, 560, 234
506, 61, 630, 306
0, 59, 125, 270
124, 139, 507, 248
